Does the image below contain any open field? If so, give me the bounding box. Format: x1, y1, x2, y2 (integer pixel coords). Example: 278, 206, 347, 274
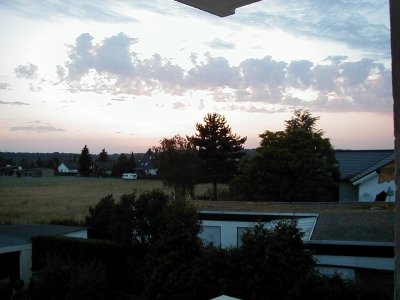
0, 176, 216, 224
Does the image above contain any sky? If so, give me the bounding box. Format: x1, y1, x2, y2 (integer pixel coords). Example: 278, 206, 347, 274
0, 0, 394, 154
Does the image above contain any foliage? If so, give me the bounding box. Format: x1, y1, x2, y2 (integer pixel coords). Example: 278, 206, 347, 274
29, 254, 123, 300
113, 153, 129, 176
143, 198, 202, 300
33, 189, 389, 299
85, 190, 171, 249
232, 110, 339, 202
153, 134, 201, 197
78, 145, 92, 176
36, 157, 60, 169
30, 235, 130, 298
129, 152, 136, 171
188, 112, 247, 200
0, 154, 14, 167
85, 194, 136, 246
130, 190, 170, 248
223, 221, 315, 300
98, 148, 109, 161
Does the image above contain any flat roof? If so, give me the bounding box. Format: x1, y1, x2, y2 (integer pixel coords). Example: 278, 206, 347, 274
193, 201, 394, 243
0, 224, 86, 249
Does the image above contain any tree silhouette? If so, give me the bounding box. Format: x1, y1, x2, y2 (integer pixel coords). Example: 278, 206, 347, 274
78, 145, 92, 176
233, 110, 339, 202
188, 113, 247, 200
98, 148, 109, 162
154, 135, 200, 198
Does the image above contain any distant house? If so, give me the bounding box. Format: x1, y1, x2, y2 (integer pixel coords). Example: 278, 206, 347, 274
0, 165, 18, 176
91, 161, 114, 176
57, 162, 79, 174
136, 153, 158, 176
0, 224, 87, 289
335, 150, 395, 202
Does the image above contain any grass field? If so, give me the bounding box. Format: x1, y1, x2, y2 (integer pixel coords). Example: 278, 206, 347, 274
0, 176, 215, 224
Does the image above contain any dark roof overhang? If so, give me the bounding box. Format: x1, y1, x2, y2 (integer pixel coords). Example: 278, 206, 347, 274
175, 0, 261, 17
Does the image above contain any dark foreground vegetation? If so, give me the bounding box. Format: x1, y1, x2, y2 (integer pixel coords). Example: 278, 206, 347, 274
25, 191, 390, 300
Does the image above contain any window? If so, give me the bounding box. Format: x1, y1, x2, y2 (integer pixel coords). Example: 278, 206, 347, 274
199, 226, 221, 247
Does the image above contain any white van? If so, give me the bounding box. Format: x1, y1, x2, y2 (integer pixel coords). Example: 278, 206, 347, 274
122, 173, 137, 180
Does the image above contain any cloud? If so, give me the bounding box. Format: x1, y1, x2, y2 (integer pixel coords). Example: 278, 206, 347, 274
65, 33, 186, 95
287, 60, 314, 89
0, 100, 30, 105
186, 54, 239, 89
14, 63, 38, 79
236, 0, 390, 58
198, 99, 205, 110
29, 83, 42, 92
10, 121, 65, 133
0, 0, 138, 23
0, 82, 10, 90
63, 32, 392, 114
172, 101, 188, 110
206, 38, 236, 50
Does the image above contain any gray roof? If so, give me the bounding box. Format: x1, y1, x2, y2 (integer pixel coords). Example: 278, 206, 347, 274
335, 150, 394, 180
62, 161, 79, 170
94, 161, 114, 170
350, 153, 394, 182
0, 224, 85, 249
194, 201, 394, 243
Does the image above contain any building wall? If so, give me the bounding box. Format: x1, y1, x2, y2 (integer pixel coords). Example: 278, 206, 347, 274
339, 181, 358, 202
58, 164, 69, 173
200, 217, 316, 248
358, 174, 396, 202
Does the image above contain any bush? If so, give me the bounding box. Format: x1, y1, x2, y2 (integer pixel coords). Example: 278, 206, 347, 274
29, 255, 124, 300
31, 235, 130, 292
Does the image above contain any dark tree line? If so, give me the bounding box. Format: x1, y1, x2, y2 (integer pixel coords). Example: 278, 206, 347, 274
155, 110, 339, 202
76, 145, 136, 177
154, 112, 247, 200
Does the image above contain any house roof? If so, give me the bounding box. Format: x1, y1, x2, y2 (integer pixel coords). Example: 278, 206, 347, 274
137, 154, 156, 170
335, 150, 394, 180
62, 161, 79, 170
0, 224, 85, 249
193, 201, 394, 243
350, 153, 395, 183
94, 161, 114, 170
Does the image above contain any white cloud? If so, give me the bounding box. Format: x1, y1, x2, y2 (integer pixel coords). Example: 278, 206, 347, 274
206, 38, 236, 50
14, 63, 38, 79
62, 32, 392, 114
172, 101, 188, 110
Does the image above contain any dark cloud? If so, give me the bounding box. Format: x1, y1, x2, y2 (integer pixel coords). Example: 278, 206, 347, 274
14, 63, 38, 79
206, 38, 236, 50
0, 100, 30, 105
